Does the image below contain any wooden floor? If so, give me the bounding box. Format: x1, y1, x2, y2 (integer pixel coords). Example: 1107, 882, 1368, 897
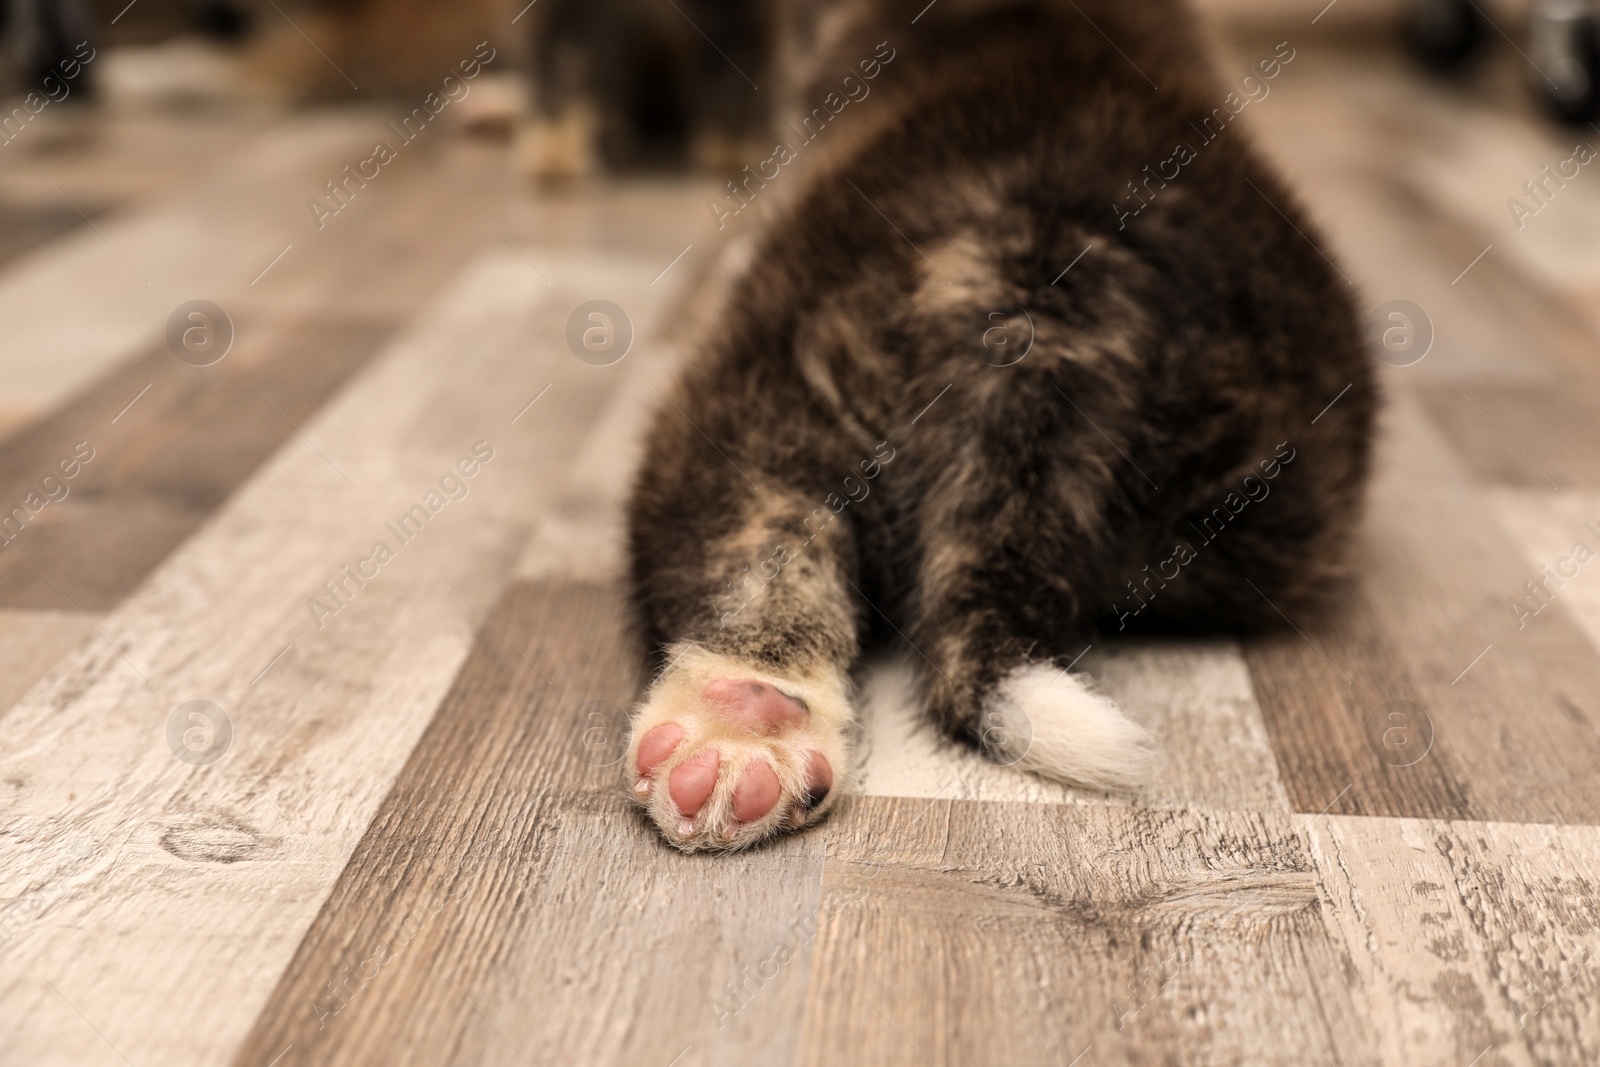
4, 22, 1600, 1067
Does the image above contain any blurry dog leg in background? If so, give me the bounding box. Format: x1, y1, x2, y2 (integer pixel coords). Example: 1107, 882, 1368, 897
685, 1, 773, 173
519, 0, 620, 182
517, 100, 601, 181
520, 0, 772, 181
520, 0, 683, 181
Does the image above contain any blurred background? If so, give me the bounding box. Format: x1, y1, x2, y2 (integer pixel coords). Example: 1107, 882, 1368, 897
7, 2, 1600, 1065
0, 0, 1594, 435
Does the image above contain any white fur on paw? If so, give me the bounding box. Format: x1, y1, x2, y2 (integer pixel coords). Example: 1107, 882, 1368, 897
627, 645, 851, 852
981, 665, 1154, 791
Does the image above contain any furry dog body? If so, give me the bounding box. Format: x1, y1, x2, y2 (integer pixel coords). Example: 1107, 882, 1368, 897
625, 0, 1375, 850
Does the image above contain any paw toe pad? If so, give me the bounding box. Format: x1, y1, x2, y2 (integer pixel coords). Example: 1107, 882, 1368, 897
629, 672, 842, 849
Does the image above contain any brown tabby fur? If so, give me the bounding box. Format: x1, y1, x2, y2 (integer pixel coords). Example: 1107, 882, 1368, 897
625, 0, 1376, 849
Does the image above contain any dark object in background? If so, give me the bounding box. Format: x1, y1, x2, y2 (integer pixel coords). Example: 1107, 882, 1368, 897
523, 0, 774, 176
183, 0, 254, 43
1404, 0, 1488, 70
1405, 0, 1600, 123
1528, 0, 1600, 122
5, 0, 98, 96
87, 0, 255, 45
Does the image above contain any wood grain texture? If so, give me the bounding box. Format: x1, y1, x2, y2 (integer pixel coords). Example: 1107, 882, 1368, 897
1230, 47, 1600, 826
1418, 382, 1600, 491
0, 203, 100, 274
0, 113, 386, 415
510, 215, 746, 587
0, 314, 396, 610
1490, 489, 1600, 656
7, 30, 1600, 1067
1307, 814, 1600, 1067
800, 796, 1373, 1066
1375, 72, 1600, 302
0, 238, 683, 1066
236, 234, 821, 1064
1242, 44, 1600, 394
1246, 388, 1600, 824
0, 139, 554, 611
232, 577, 827, 1067
0, 610, 96, 724
0, 106, 275, 212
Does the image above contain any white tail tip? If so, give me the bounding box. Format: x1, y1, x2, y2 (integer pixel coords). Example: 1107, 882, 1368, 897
981, 665, 1154, 791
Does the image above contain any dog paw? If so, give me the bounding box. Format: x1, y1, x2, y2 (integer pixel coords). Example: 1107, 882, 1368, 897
513, 107, 599, 183
627, 646, 851, 852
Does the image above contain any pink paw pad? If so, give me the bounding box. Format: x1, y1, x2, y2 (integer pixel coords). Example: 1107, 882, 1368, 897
635, 723, 684, 784
668, 749, 720, 828
701, 678, 809, 734
732, 760, 781, 823
632, 675, 838, 843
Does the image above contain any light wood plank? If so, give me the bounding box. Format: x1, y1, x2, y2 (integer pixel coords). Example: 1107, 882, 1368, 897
0, 202, 104, 274
0, 229, 694, 1065
233, 233, 818, 1067
0, 141, 521, 611
1382, 74, 1600, 302
0, 610, 96, 723
1235, 43, 1600, 824
231, 577, 825, 1067
1247, 388, 1600, 823
1418, 382, 1600, 490
1490, 489, 1600, 657
800, 797, 1374, 1066
509, 216, 750, 586
0, 111, 385, 416
0, 315, 395, 610
1307, 814, 1600, 1066
1241, 44, 1594, 392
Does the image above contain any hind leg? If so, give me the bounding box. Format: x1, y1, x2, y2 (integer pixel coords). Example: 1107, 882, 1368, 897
898, 391, 1358, 792
627, 476, 861, 851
